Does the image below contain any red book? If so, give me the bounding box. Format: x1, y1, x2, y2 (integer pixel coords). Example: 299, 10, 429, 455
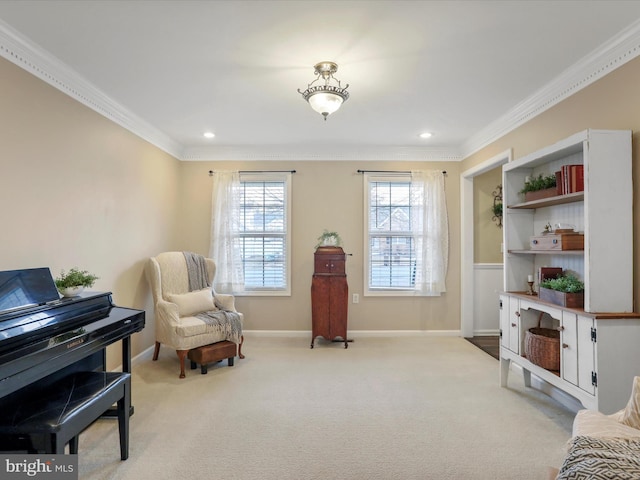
555, 171, 562, 195
575, 165, 584, 192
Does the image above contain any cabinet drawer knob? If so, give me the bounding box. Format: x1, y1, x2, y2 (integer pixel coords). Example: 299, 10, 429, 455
562, 343, 569, 349
558, 326, 565, 331
515, 311, 520, 317
511, 323, 517, 327
532, 239, 538, 245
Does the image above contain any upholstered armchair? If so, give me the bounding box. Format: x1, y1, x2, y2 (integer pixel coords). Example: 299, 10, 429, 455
145, 252, 244, 378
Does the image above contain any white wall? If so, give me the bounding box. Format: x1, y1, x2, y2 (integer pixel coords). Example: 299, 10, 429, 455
473, 263, 503, 335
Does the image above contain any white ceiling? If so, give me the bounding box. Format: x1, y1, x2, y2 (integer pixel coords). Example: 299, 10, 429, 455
1, 0, 640, 161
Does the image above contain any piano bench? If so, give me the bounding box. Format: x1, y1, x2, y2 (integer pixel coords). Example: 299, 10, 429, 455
188, 340, 237, 374
0, 371, 131, 459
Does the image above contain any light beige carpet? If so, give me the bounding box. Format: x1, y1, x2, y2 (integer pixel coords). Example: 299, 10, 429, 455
78, 336, 574, 480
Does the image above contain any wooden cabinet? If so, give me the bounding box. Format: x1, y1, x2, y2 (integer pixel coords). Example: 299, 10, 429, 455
311, 246, 348, 348
500, 129, 640, 413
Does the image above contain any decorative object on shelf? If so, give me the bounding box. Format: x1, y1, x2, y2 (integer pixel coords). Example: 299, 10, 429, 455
525, 312, 560, 371
530, 232, 584, 251
491, 184, 502, 228
55, 268, 98, 297
539, 274, 584, 308
526, 274, 536, 295
298, 62, 349, 120
315, 230, 343, 249
519, 173, 557, 202
538, 267, 563, 285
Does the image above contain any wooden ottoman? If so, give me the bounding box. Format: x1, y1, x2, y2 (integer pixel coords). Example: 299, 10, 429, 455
187, 341, 237, 374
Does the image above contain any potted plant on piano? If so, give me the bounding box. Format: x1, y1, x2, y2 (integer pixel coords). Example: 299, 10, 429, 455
55, 268, 99, 297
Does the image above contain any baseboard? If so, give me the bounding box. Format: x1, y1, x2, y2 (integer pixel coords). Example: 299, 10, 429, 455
472, 329, 500, 337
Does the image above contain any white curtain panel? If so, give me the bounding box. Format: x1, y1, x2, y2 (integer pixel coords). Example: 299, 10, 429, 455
209, 171, 244, 294
411, 170, 449, 295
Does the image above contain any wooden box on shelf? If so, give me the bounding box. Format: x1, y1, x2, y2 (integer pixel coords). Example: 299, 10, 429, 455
524, 188, 557, 203
530, 233, 584, 250
539, 287, 584, 308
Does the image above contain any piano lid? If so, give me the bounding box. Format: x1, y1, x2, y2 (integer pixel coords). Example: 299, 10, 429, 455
0, 268, 59, 314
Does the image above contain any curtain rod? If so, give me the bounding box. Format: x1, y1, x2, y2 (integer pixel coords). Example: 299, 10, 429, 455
209, 170, 296, 176
356, 169, 447, 175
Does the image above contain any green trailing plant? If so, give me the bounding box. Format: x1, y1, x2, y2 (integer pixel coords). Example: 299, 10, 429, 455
492, 202, 502, 218
519, 174, 557, 194
55, 268, 99, 289
315, 230, 342, 249
539, 274, 584, 293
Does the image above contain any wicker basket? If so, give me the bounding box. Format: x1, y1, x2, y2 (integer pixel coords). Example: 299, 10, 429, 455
524, 326, 560, 371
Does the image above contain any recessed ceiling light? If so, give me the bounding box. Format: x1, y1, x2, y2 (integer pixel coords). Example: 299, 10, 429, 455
419, 132, 432, 139
203, 132, 215, 139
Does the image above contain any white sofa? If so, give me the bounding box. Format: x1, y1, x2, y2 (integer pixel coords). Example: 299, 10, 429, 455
146, 252, 244, 378
551, 377, 640, 479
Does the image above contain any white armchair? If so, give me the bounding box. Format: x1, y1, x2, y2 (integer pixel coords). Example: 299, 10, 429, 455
145, 252, 244, 378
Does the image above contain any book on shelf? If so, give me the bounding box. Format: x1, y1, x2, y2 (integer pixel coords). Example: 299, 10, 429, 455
555, 165, 584, 195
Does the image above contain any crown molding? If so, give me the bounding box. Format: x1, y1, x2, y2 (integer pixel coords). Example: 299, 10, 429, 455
0, 19, 184, 159
181, 145, 462, 162
460, 18, 640, 159
1, 16, 639, 163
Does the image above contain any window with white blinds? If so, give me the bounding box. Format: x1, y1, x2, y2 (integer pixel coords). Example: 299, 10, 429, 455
237, 175, 291, 294
367, 178, 418, 290
364, 172, 449, 296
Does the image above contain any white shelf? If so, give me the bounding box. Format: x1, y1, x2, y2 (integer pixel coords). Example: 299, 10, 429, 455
500, 129, 636, 413
507, 191, 584, 209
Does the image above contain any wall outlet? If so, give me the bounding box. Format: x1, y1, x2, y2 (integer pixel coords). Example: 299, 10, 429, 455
352, 293, 359, 304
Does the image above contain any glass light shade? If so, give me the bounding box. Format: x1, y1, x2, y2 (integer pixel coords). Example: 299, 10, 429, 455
308, 91, 344, 116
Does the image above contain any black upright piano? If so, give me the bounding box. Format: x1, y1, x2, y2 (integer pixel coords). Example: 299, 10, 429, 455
0, 267, 145, 449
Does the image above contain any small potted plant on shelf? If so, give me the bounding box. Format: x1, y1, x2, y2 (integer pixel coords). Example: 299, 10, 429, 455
539, 273, 584, 308
55, 268, 99, 297
520, 174, 557, 202
315, 230, 342, 249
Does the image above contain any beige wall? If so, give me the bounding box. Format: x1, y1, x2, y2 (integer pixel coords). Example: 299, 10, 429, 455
462, 55, 640, 310
178, 160, 462, 332
0, 57, 180, 369
473, 167, 503, 263
4, 47, 640, 366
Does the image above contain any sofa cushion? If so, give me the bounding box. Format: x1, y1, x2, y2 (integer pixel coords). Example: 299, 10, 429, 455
167, 288, 216, 317
621, 376, 640, 430
573, 409, 640, 439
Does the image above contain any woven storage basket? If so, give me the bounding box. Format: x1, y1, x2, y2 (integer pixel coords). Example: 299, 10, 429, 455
524, 322, 560, 371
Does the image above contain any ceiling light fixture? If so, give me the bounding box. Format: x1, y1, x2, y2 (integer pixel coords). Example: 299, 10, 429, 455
203, 132, 215, 138
419, 132, 433, 139
298, 61, 349, 121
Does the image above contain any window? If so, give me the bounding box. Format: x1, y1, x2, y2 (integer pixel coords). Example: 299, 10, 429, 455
364, 172, 448, 296
210, 171, 291, 296
238, 176, 290, 293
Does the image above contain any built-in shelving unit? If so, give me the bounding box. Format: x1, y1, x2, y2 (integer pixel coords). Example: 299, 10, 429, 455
499, 129, 640, 414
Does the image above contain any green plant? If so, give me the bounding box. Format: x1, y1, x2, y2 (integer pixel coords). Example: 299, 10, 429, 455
315, 230, 342, 249
55, 268, 99, 289
492, 202, 502, 217
539, 274, 584, 293
519, 174, 557, 194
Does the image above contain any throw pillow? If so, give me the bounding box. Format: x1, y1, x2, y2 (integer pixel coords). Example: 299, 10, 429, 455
167, 289, 216, 317
621, 376, 640, 430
